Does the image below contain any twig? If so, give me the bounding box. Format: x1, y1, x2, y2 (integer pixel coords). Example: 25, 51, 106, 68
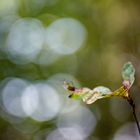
127, 96, 140, 136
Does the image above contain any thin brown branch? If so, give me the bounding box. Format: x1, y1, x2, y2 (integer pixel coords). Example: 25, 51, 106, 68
127, 96, 140, 136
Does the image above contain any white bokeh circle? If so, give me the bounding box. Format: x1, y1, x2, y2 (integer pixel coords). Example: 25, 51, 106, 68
45, 18, 87, 54
6, 18, 45, 64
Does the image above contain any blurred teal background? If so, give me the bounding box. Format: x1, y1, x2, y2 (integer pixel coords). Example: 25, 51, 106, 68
0, 0, 140, 140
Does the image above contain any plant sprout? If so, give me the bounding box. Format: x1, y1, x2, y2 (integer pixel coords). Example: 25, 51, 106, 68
64, 62, 140, 135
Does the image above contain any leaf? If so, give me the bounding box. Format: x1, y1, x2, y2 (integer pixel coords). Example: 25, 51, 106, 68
82, 86, 112, 104
64, 81, 112, 102
63, 62, 135, 104
63, 81, 91, 100
109, 86, 128, 98
93, 86, 112, 94
122, 62, 135, 89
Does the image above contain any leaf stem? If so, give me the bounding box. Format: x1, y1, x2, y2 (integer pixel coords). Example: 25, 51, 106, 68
127, 96, 140, 136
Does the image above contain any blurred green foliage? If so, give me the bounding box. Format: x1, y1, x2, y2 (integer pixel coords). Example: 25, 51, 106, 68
0, 0, 140, 140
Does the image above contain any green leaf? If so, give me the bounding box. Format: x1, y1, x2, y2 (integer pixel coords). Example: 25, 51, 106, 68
82, 86, 111, 104
122, 62, 135, 88
93, 86, 111, 95
109, 86, 128, 98
64, 61, 135, 104
63, 81, 91, 100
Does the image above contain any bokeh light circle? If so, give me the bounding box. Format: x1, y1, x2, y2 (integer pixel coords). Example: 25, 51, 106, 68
57, 105, 97, 139
47, 73, 81, 114
21, 84, 39, 116
2, 78, 29, 117
6, 18, 45, 64
45, 18, 87, 54
29, 82, 61, 122
47, 127, 85, 140
113, 122, 139, 140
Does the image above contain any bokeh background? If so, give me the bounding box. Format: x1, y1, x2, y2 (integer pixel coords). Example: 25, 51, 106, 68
0, 0, 140, 140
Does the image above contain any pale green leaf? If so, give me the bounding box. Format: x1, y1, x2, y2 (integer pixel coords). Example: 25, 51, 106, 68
93, 86, 111, 95
122, 62, 135, 88
64, 62, 135, 105
82, 86, 112, 104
